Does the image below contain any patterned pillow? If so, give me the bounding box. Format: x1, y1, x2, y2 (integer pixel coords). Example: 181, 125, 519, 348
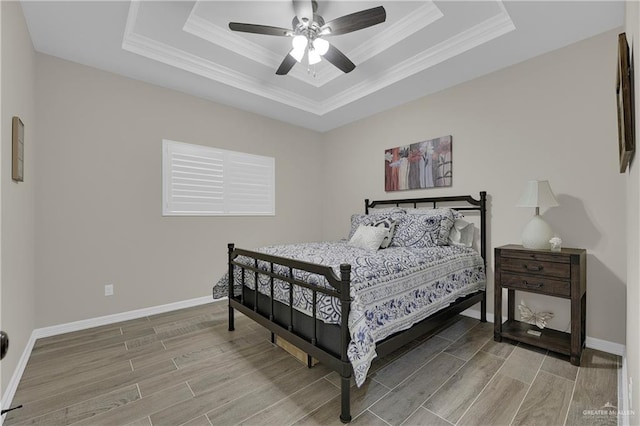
348, 225, 389, 251
348, 213, 404, 240
371, 217, 396, 248
390, 209, 455, 248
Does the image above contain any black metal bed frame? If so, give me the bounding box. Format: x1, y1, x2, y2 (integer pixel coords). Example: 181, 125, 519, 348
226, 192, 487, 423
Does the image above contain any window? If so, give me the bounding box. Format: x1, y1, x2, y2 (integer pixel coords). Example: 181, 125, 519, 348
162, 140, 275, 216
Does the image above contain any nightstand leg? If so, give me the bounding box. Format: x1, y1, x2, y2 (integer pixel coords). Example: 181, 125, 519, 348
494, 284, 502, 342
507, 289, 515, 321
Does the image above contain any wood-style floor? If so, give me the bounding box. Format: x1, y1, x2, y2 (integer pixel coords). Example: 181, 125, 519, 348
4, 301, 620, 426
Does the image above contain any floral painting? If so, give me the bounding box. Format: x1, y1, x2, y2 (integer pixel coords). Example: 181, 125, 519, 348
385, 135, 452, 191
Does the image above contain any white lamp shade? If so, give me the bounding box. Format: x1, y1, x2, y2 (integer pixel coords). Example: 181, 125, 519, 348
517, 180, 559, 209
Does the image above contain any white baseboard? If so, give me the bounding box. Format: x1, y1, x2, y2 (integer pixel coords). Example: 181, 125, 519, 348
462, 307, 495, 323
585, 336, 626, 357
33, 296, 212, 339
1, 295, 213, 424
620, 354, 629, 426
0, 333, 37, 425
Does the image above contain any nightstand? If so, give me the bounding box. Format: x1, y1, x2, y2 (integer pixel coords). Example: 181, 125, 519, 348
494, 244, 586, 365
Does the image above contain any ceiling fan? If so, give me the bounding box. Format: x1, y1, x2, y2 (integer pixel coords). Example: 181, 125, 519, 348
228, 0, 386, 75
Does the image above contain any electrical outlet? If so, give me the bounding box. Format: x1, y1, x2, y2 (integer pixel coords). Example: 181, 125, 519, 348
104, 284, 114, 296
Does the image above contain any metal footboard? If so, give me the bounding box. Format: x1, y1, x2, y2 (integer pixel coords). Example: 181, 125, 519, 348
227, 244, 354, 422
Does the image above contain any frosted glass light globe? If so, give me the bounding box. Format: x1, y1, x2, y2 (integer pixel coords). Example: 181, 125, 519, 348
312, 38, 329, 55
291, 35, 307, 50
308, 48, 321, 65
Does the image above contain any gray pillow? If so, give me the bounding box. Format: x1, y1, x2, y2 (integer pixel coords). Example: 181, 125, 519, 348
448, 219, 474, 247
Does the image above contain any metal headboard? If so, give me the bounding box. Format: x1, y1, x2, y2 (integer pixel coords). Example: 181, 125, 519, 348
364, 191, 488, 266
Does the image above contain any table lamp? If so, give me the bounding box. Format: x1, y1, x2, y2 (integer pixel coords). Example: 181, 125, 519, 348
516, 180, 559, 249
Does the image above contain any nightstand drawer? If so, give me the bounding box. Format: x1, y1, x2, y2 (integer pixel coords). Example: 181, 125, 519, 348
500, 256, 570, 279
501, 272, 570, 297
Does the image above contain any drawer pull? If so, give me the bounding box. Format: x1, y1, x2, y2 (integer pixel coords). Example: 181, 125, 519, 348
524, 264, 543, 272
522, 280, 543, 288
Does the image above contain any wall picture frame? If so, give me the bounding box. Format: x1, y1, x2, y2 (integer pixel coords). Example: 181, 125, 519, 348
12, 116, 24, 182
384, 135, 452, 192
616, 32, 635, 174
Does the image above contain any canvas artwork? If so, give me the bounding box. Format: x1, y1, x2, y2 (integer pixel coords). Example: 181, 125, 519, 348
385, 135, 452, 192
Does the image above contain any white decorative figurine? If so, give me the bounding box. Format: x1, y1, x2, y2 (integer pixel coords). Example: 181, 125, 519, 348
518, 301, 554, 329
549, 236, 562, 252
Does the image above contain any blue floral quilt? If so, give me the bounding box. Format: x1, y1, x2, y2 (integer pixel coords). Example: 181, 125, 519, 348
213, 241, 485, 386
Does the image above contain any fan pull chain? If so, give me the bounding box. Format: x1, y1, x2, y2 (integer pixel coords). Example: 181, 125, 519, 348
306, 64, 317, 78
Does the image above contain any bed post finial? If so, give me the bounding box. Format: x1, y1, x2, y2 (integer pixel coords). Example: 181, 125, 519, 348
364, 199, 370, 214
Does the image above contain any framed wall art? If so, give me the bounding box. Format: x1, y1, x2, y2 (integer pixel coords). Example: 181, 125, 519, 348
617, 32, 635, 173
384, 135, 452, 192
12, 116, 24, 182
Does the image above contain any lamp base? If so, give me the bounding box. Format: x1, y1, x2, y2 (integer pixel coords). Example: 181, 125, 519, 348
521, 215, 554, 250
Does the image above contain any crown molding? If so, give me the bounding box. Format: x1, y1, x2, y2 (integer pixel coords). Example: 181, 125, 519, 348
319, 6, 516, 114
184, 10, 281, 70
123, 1, 514, 117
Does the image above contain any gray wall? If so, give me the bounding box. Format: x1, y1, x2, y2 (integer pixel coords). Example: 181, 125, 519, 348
320, 29, 626, 345
34, 54, 324, 327
1, 1, 37, 394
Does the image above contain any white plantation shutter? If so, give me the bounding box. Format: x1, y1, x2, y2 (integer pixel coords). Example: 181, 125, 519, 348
163, 140, 275, 216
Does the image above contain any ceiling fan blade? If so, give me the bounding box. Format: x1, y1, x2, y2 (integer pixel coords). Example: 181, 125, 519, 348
323, 44, 355, 73
229, 22, 291, 36
293, 0, 313, 25
321, 6, 386, 36
276, 52, 298, 75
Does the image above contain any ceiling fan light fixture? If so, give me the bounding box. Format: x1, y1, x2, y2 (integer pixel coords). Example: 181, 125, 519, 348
312, 38, 329, 55
308, 48, 322, 65
229, 1, 387, 75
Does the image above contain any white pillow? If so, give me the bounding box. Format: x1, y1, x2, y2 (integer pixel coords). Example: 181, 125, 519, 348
348, 225, 389, 251
448, 219, 474, 248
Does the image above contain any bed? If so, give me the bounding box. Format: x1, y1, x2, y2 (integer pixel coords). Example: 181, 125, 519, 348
212, 192, 487, 423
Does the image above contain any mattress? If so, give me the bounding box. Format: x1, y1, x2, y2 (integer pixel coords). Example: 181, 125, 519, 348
213, 241, 486, 386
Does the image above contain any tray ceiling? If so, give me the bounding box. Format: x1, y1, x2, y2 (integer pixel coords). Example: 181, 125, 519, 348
22, 1, 624, 132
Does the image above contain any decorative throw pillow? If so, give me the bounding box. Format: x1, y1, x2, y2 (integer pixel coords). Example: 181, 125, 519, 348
448, 219, 475, 247
348, 212, 404, 240
372, 217, 396, 248
391, 209, 455, 248
348, 225, 389, 251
